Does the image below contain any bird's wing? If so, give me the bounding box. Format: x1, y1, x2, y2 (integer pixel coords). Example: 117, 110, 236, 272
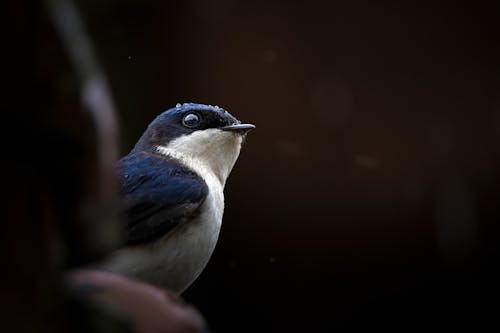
118, 152, 208, 245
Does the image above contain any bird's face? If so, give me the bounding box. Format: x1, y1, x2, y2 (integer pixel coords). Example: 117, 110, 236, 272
135, 103, 254, 184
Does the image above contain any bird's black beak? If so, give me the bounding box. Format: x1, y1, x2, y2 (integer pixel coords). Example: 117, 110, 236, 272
220, 123, 256, 134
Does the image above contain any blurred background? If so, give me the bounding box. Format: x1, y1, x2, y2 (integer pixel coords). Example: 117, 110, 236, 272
3, 0, 500, 331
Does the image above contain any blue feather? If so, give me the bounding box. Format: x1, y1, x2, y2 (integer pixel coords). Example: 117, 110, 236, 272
118, 151, 208, 244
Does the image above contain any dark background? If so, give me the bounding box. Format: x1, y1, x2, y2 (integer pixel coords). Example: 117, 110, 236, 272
4, 0, 500, 331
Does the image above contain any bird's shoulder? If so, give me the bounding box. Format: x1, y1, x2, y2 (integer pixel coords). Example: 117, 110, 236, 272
117, 151, 209, 244
119, 151, 207, 199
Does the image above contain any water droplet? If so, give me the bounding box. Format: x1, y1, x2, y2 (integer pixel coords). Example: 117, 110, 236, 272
176, 103, 181, 108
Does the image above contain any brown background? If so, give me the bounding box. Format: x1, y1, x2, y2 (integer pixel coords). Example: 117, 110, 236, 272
3, 0, 500, 331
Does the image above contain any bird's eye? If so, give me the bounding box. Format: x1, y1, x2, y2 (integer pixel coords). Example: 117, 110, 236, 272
182, 113, 201, 128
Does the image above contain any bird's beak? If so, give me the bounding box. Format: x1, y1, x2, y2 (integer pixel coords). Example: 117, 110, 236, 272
220, 123, 256, 134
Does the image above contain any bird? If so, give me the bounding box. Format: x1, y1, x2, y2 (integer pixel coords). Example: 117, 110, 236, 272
98, 103, 255, 294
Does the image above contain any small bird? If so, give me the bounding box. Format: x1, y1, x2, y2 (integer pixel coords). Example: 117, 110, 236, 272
99, 103, 254, 294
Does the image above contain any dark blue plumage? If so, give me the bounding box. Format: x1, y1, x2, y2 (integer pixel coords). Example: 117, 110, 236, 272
101, 103, 254, 292
132, 103, 239, 154
118, 151, 208, 245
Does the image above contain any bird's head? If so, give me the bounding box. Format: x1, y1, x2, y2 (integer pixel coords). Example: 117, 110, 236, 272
133, 103, 255, 184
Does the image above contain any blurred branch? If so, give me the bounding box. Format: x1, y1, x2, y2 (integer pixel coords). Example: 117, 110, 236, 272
45, 0, 123, 262
45, 0, 119, 201
68, 270, 209, 333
